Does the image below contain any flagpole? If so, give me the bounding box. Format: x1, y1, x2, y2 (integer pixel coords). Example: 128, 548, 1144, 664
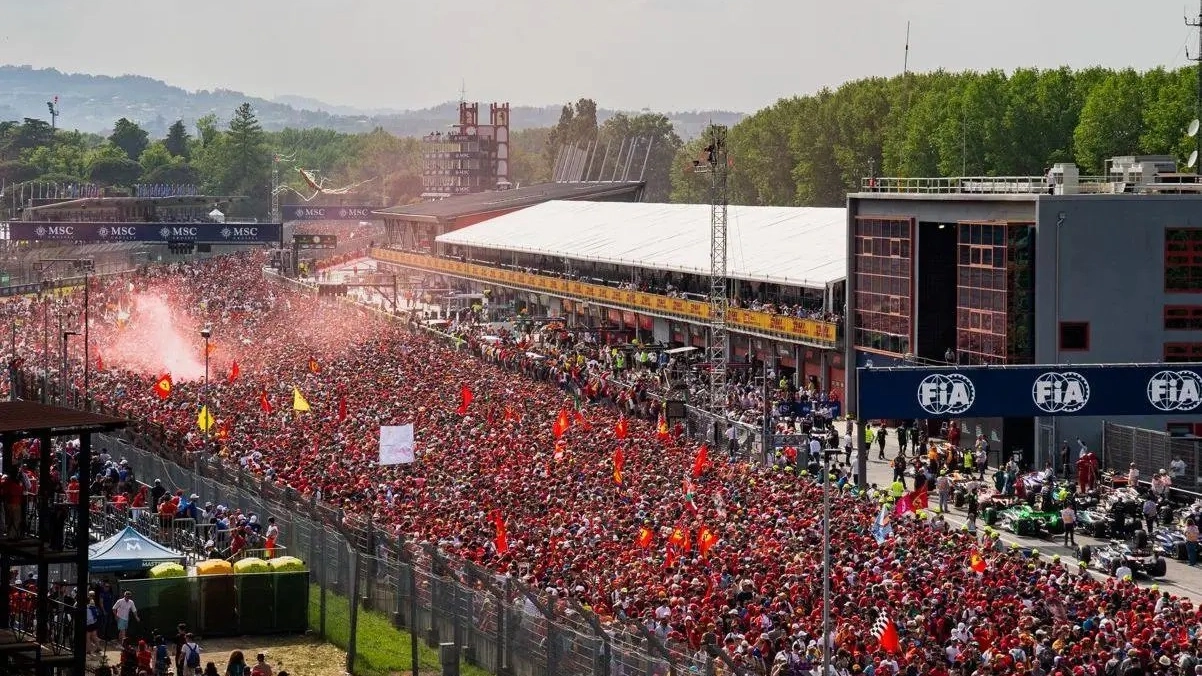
201, 325, 211, 439
823, 447, 832, 676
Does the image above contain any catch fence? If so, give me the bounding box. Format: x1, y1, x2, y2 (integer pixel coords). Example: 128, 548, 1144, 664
1102, 422, 1202, 497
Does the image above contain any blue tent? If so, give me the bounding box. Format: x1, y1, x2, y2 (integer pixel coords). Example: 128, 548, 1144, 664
89, 526, 186, 573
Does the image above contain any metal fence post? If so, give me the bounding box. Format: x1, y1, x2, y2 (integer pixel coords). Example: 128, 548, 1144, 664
347, 544, 361, 676
411, 554, 420, 676
318, 526, 327, 639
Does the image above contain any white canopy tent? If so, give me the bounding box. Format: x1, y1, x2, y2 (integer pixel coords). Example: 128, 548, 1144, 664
435, 200, 847, 289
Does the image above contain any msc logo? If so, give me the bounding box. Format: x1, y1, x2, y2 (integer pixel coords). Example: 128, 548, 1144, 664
1147, 370, 1202, 412
98, 226, 137, 239
295, 208, 326, 218
917, 373, 976, 416
1032, 371, 1091, 413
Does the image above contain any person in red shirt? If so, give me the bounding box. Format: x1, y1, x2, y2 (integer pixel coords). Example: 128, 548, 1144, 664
2, 469, 26, 538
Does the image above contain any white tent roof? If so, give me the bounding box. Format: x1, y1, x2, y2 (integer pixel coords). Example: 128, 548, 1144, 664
434, 201, 847, 288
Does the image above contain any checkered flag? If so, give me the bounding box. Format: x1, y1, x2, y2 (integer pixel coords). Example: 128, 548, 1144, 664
872, 613, 900, 653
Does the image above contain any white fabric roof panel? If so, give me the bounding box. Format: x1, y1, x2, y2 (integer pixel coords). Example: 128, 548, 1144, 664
434, 201, 847, 288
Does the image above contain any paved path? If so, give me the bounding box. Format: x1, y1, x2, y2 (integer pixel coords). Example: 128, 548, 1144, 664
857, 424, 1202, 602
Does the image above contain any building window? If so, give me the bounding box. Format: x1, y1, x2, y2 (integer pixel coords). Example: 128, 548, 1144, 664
1059, 322, 1090, 351
956, 222, 1010, 365
852, 217, 913, 355
1164, 342, 1202, 362
1165, 305, 1202, 330
1165, 228, 1202, 292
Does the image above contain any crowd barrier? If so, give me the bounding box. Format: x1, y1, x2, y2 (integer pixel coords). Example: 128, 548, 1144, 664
1102, 422, 1202, 500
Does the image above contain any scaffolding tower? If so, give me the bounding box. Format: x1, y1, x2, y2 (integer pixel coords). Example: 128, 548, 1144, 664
693, 125, 730, 422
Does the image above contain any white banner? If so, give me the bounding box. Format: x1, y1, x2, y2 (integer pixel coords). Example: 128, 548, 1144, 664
379, 424, 416, 465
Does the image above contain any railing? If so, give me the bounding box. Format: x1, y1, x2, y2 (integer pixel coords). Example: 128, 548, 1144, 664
371, 248, 841, 348
858, 175, 1123, 195
1102, 422, 1202, 500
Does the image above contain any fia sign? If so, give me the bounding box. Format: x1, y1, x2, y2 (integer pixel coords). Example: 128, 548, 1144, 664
1147, 370, 1202, 412
1031, 372, 1091, 414
916, 373, 975, 416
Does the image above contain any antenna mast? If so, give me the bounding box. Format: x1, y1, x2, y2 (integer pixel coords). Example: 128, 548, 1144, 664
1188, 1, 1202, 171
271, 154, 282, 223
903, 21, 910, 75
695, 125, 730, 425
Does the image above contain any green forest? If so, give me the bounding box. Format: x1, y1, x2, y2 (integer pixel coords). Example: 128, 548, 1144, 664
2, 65, 1198, 215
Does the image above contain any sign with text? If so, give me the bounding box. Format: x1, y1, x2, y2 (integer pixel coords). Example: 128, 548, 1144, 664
6, 222, 281, 244
293, 234, 338, 250
282, 205, 378, 221
371, 249, 839, 345
857, 363, 1202, 420
379, 424, 416, 465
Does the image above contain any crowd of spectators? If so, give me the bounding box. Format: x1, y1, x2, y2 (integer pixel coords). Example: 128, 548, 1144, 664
5, 253, 1202, 675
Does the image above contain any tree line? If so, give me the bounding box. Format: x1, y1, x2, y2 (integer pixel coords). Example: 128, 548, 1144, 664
670, 66, 1202, 206
1, 65, 1196, 216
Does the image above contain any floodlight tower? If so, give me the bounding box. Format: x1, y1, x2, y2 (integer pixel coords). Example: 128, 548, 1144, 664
693, 125, 730, 424
46, 96, 60, 131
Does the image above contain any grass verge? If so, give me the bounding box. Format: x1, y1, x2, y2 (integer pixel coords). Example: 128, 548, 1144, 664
307, 584, 492, 676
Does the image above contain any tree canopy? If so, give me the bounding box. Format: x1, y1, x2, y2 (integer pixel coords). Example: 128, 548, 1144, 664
671, 65, 1202, 206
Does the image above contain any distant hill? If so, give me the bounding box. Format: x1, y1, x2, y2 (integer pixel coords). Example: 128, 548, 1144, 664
0, 65, 745, 139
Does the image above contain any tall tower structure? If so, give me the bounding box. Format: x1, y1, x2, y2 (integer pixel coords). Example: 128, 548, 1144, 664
693, 125, 730, 422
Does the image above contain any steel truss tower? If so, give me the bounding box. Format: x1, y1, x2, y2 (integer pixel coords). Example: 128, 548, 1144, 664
697, 125, 730, 421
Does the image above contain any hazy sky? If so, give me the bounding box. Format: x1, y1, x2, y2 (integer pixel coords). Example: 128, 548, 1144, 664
2, 0, 1197, 113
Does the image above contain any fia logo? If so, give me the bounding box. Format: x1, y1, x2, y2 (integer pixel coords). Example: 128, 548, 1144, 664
1147, 370, 1202, 412
917, 373, 975, 415
1031, 372, 1091, 414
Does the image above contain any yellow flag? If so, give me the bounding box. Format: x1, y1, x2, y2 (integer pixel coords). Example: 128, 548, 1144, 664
197, 405, 215, 432
292, 387, 311, 412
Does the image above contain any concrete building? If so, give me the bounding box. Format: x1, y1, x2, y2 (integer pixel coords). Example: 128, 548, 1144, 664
844, 160, 1202, 466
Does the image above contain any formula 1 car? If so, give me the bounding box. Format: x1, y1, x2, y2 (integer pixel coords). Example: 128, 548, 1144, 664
1077, 530, 1168, 578
1074, 509, 1112, 539
996, 505, 1066, 538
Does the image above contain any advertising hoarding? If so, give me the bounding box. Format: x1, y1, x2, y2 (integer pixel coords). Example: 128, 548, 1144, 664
857, 363, 1202, 419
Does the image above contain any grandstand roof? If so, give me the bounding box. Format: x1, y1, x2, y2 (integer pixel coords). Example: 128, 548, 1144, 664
435, 201, 848, 288
374, 181, 645, 223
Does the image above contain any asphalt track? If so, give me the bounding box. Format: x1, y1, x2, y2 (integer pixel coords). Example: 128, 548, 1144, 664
857, 423, 1202, 602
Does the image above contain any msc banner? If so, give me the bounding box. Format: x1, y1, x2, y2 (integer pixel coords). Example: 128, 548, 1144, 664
7, 222, 282, 244
282, 205, 378, 221
857, 363, 1202, 419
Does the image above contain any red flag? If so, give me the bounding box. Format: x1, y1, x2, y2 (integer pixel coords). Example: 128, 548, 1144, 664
228, 360, 240, 382
910, 486, 929, 510
456, 386, 473, 415
698, 526, 719, 556
668, 526, 688, 549
635, 526, 654, 549
552, 408, 570, 439
153, 374, 172, 400
573, 408, 591, 431
614, 416, 629, 440
338, 394, 347, 422
656, 413, 670, 441
503, 405, 521, 423
96, 355, 104, 371
205, 343, 217, 356
489, 509, 508, 555
969, 552, 987, 574
691, 444, 709, 478
259, 389, 273, 415
216, 422, 230, 441
872, 614, 901, 653
613, 447, 626, 485
894, 493, 914, 516
307, 357, 321, 374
